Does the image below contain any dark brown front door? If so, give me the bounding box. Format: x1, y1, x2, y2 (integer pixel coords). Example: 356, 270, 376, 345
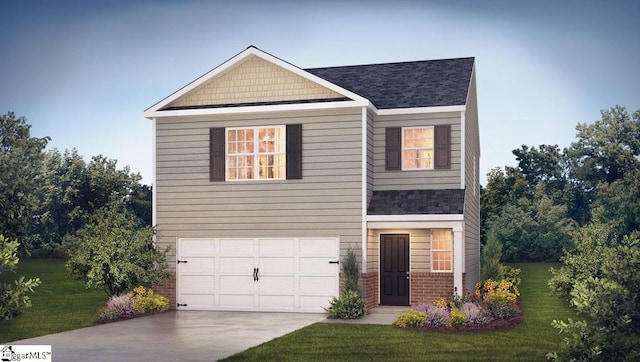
380, 234, 410, 306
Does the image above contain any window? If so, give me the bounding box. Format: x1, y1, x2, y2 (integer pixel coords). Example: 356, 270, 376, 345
385, 125, 450, 171
403, 127, 434, 169
226, 126, 286, 180
432, 230, 452, 272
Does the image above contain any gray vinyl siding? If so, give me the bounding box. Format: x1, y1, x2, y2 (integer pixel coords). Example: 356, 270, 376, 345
155, 108, 364, 268
463, 68, 481, 288
372, 113, 462, 191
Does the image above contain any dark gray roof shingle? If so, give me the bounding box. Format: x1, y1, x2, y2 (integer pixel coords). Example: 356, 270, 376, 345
305, 57, 474, 109
367, 189, 465, 215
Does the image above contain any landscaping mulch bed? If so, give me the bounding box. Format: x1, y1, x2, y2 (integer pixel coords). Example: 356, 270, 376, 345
399, 303, 523, 332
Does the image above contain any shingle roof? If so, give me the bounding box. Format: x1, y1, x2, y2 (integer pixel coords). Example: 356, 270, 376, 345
305, 57, 474, 109
367, 189, 465, 215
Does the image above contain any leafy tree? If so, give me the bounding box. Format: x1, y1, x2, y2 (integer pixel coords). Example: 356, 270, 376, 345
489, 195, 575, 262
480, 166, 528, 244
127, 183, 152, 226
64, 204, 168, 296
0, 235, 41, 321
548, 224, 640, 360
0, 112, 49, 252
29, 149, 148, 257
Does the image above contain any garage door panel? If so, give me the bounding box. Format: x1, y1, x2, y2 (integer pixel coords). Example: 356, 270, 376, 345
179, 238, 216, 257
179, 293, 215, 309
258, 276, 295, 293
299, 258, 336, 274
259, 257, 295, 274
219, 257, 254, 272
299, 238, 338, 257
219, 275, 254, 293
219, 294, 254, 309
300, 276, 337, 295
180, 275, 215, 293
219, 238, 255, 255
258, 239, 295, 256
260, 295, 295, 309
180, 258, 215, 274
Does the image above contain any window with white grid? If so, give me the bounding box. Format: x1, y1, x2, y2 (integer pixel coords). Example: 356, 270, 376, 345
432, 230, 452, 272
226, 126, 286, 180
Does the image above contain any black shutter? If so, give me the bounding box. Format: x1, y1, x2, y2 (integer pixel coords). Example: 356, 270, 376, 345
210, 127, 225, 181
385, 127, 401, 171
434, 125, 451, 169
286, 124, 302, 179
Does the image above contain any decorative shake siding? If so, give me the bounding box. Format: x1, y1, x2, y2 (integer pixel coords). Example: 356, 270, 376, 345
154, 108, 364, 270
463, 69, 481, 289
166, 55, 343, 108
372, 112, 462, 190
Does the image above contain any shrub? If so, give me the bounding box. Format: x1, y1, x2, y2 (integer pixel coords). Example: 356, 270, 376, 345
486, 301, 517, 319
325, 290, 366, 319
341, 248, 362, 297
413, 304, 450, 327
460, 302, 493, 326
475, 279, 519, 304
1, 237, 41, 321
394, 309, 426, 328
128, 286, 169, 314
100, 294, 135, 321
449, 308, 466, 327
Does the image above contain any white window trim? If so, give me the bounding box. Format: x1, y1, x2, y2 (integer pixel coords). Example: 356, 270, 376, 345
225, 125, 286, 182
401, 126, 435, 171
431, 229, 453, 273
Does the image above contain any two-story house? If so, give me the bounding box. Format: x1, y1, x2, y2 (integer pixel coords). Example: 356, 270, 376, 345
144, 46, 480, 313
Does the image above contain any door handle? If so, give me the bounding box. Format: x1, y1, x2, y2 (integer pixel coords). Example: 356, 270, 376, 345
177, 260, 188, 264
253, 268, 257, 281
329, 260, 340, 264
256, 267, 259, 282
406, 271, 411, 280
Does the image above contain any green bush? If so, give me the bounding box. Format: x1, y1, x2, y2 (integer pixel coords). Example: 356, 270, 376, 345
128, 286, 169, 314
1, 237, 41, 321
394, 309, 426, 328
449, 308, 466, 327
341, 247, 362, 296
325, 290, 366, 319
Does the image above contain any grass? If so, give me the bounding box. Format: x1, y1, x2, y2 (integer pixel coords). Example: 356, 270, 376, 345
223, 263, 578, 361
0, 259, 107, 343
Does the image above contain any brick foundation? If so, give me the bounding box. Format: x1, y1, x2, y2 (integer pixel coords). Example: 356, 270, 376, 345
153, 271, 177, 309
410, 272, 454, 304
361, 272, 379, 310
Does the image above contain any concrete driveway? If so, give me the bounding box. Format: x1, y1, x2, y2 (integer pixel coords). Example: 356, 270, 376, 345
12, 311, 327, 361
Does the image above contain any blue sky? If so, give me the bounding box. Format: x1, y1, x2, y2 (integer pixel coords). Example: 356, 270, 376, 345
2, 0, 638, 185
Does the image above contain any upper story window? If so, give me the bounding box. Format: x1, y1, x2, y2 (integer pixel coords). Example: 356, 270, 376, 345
210, 124, 301, 182
226, 126, 286, 181
402, 127, 434, 170
432, 229, 452, 272
385, 125, 450, 171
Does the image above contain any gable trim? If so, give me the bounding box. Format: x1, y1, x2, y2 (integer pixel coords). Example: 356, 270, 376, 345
144, 46, 370, 118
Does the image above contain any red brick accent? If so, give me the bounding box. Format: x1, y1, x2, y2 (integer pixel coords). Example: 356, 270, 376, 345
361, 272, 379, 310
410, 272, 454, 304
153, 271, 176, 310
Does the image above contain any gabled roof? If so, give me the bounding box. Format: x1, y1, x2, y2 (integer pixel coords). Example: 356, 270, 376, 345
306, 58, 474, 109
144, 46, 474, 118
367, 189, 465, 215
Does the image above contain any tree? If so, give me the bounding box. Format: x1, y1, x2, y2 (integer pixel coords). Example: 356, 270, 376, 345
0, 235, 41, 321
0, 112, 49, 252
29, 149, 148, 257
548, 224, 640, 360
64, 204, 168, 296
489, 195, 575, 262
480, 227, 504, 281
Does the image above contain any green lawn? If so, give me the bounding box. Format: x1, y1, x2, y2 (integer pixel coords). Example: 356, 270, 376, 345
0, 259, 107, 343
223, 263, 577, 361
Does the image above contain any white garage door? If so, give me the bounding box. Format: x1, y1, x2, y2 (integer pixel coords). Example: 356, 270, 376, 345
176, 237, 340, 313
